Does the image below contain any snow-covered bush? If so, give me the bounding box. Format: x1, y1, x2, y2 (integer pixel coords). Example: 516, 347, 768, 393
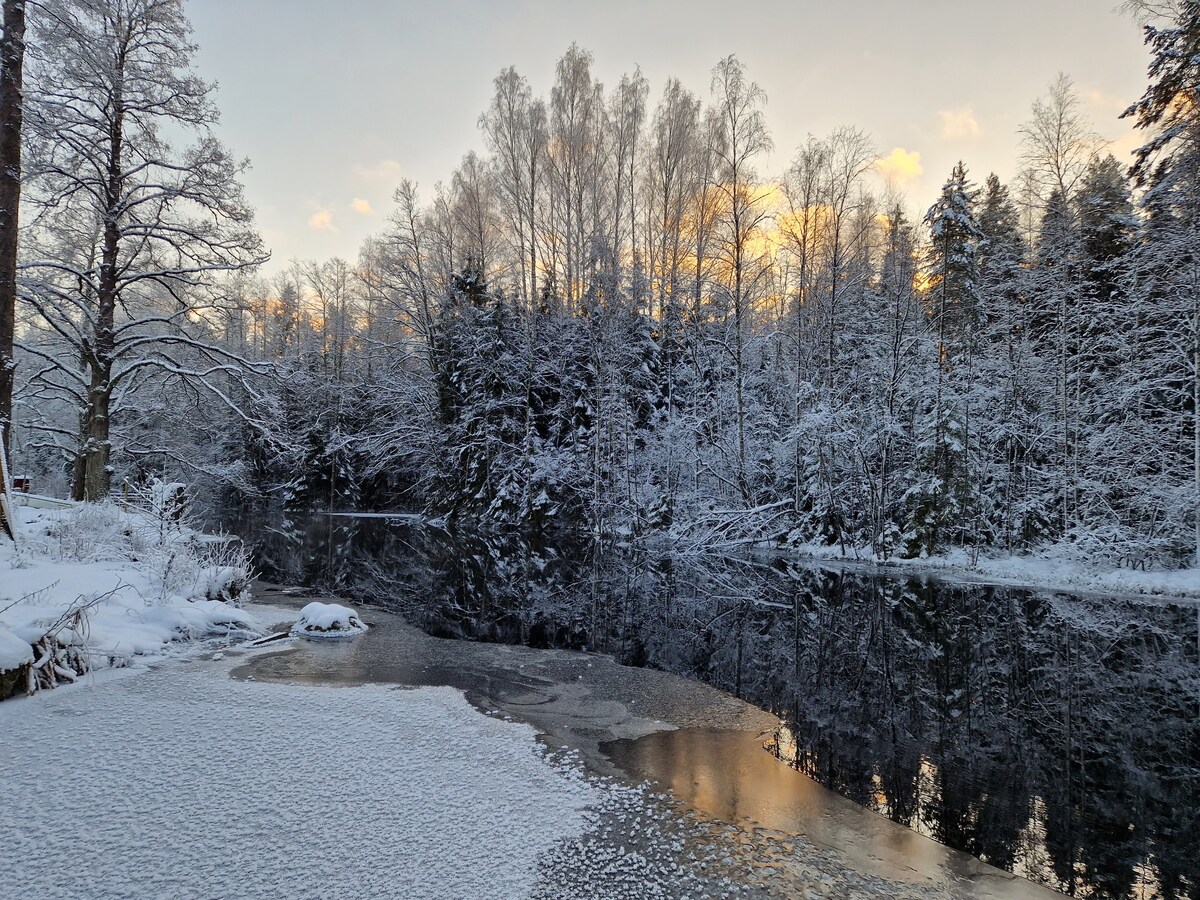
23, 504, 255, 606
15, 590, 104, 695
291, 602, 368, 638
190, 565, 252, 604
158, 537, 255, 606
37, 502, 128, 562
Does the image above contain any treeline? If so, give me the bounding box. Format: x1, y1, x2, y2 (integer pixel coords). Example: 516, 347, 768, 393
13, 2, 1200, 567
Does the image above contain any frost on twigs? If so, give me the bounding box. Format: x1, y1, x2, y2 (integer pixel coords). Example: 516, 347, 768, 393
290, 602, 368, 639
17, 586, 115, 695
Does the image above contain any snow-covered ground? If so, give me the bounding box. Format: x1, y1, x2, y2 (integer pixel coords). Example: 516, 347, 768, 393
785, 540, 1200, 602
0, 502, 261, 691
0, 658, 602, 899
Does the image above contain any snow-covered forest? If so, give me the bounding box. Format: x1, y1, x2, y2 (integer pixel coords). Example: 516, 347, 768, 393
8, 0, 1200, 569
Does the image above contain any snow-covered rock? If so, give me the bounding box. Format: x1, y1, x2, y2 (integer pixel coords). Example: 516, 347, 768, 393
291, 602, 368, 638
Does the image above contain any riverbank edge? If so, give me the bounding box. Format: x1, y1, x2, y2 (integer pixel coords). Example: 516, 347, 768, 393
749, 542, 1200, 606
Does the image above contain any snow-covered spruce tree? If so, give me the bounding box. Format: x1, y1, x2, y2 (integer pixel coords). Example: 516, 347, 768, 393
973, 173, 1052, 550
861, 204, 927, 556
1116, 0, 1200, 564
906, 162, 983, 556
19, 0, 264, 501
1027, 188, 1084, 537
1069, 156, 1139, 554
427, 262, 529, 522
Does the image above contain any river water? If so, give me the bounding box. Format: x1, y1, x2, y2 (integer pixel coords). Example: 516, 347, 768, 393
229, 511, 1200, 900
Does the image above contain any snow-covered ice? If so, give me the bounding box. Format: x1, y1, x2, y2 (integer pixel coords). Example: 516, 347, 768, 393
0, 661, 603, 899
292, 601, 369, 638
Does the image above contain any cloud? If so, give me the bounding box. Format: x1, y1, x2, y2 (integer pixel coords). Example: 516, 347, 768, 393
351, 197, 375, 216
938, 106, 980, 141
1087, 89, 1128, 115
308, 210, 335, 231
354, 159, 403, 183
875, 147, 923, 184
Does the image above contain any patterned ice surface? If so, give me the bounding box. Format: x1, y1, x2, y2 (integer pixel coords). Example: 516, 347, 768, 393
0, 662, 603, 899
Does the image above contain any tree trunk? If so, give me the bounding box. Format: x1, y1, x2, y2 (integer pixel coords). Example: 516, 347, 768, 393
0, 0, 26, 461
82, 359, 112, 500
1193, 285, 1199, 565
81, 88, 123, 501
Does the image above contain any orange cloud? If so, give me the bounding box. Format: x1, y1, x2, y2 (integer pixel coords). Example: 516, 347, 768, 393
876, 147, 923, 184
308, 210, 335, 231
938, 106, 980, 141
351, 198, 375, 216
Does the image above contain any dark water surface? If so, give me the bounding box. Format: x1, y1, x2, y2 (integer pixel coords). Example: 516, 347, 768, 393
230, 512, 1200, 900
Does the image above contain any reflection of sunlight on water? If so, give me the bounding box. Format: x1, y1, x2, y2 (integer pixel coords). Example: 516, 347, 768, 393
604, 728, 1056, 897
774, 724, 1167, 900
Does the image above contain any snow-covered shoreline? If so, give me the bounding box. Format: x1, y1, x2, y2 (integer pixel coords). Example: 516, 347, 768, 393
0, 501, 262, 697
774, 541, 1200, 604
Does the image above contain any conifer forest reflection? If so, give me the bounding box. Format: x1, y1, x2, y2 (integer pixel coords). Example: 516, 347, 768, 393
239, 514, 1200, 900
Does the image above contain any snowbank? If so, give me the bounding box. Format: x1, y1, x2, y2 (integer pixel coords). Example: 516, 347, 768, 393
0, 623, 32, 671
0, 665, 603, 899
292, 601, 368, 638
0, 503, 260, 693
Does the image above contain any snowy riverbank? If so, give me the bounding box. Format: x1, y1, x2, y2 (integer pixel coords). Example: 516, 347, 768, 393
0, 502, 261, 696
781, 540, 1200, 602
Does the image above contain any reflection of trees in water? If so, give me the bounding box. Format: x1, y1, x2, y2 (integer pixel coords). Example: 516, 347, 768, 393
243, 515, 1200, 900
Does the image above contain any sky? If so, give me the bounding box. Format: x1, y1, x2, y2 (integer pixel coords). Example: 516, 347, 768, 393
185, 0, 1151, 274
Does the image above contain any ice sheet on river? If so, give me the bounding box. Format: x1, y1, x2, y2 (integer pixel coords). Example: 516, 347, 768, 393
0, 663, 602, 899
